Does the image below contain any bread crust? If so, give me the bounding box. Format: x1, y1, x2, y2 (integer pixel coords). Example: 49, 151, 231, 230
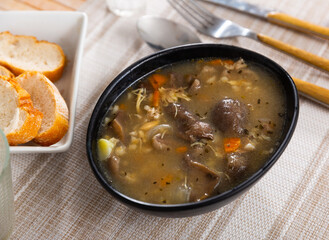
16, 72, 69, 146
33, 111, 69, 146
0, 31, 66, 82
0, 65, 15, 78
1, 76, 43, 145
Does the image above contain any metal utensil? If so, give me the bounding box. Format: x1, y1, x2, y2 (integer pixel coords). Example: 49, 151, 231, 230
136, 14, 329, 107
168, 0, 329, 73
137, 15, 200, 51
201, 0, 329, 39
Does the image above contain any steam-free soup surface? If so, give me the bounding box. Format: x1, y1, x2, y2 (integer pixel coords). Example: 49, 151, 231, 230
97, 58, 286, 204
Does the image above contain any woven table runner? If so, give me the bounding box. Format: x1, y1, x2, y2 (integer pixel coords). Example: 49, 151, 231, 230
10, 0, 329, 239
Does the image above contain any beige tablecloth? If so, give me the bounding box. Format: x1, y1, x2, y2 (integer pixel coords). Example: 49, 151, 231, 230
10, 0, 329, 239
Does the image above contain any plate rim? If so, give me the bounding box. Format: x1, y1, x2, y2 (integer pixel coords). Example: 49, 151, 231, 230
4, 11, 88, 154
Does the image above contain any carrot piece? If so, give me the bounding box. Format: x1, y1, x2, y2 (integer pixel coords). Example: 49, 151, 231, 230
176, 146, 188, 153
207, 59, 234, 66
223, 138, 241, 153
119, 103, 126, 110
222, 59, 234, 65
152, 90, 160, 107
208, 59, 223, 65
149, 73, 168, 89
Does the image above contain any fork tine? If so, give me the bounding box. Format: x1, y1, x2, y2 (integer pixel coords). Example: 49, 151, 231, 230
188, 0, 216, 23
168, 0, 204, 30
168, 0, 212, 32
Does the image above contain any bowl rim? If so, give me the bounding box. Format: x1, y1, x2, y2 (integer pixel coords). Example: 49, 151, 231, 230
86, 43, 299, 214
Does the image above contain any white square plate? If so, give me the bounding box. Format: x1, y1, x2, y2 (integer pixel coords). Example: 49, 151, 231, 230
0, 11, 88, 153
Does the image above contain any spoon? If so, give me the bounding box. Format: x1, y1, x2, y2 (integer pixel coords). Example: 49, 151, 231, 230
137, 16, 329, 107
137, 15, 200, 51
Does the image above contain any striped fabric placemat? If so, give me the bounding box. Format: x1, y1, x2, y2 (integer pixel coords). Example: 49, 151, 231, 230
9, 0, 329, 239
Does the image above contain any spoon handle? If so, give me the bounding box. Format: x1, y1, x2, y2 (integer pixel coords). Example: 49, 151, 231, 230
293, 77, 329, 106
267, 12, 329, 39
257, 33, 329, 73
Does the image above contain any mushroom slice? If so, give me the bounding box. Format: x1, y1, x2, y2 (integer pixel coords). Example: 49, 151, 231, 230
151, 133, 170, 151
188, 78, 201, 95
109, 110, 128, 144
227, 152, 247, 177
146, 124, 172, 140
112, 119, 124, 141
184, 153, 221, 202
108, 155, 120, 176
211, 98, 248, 136
164, 103, 214, 142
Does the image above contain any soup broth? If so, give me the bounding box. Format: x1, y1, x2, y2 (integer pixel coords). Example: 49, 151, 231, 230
97, 58, 286, 204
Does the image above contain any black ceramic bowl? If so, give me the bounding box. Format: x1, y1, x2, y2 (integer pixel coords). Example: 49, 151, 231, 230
86, 44, 299, 217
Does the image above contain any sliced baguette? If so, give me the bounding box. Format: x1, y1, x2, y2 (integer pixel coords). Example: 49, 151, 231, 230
16, 72, 69, 146
0, 65, 14, 78
0, 76, 43, 146
0, 31, 65, 82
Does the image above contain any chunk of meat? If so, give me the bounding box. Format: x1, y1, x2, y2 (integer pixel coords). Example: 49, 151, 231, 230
212, 98, 248, 136
184, 153, 221, 202
226, 152, 247, 177
164, 103, 214, 142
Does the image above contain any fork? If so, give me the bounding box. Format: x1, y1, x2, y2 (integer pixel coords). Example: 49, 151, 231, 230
167, 0, 329, 107
168, 0, 329, 73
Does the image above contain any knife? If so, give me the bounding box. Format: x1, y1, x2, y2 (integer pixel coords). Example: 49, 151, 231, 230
200, 0, 329, 39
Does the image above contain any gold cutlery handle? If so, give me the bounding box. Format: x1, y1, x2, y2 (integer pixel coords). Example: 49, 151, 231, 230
267, 12, 329, 39
257, 33, 329, 72
293, 77, 329, 106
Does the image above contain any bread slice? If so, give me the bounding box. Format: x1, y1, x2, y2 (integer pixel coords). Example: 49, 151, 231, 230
0, 65, 14, 78
0, 31, 65, 82
16, 72, 69, 146
0, 76, 43, 145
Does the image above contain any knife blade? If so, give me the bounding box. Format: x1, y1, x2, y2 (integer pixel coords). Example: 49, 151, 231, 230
200, 0, 329, 39
201, 0, 273, 18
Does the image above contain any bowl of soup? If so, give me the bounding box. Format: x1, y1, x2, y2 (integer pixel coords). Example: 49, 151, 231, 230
86, 44, 298, 217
